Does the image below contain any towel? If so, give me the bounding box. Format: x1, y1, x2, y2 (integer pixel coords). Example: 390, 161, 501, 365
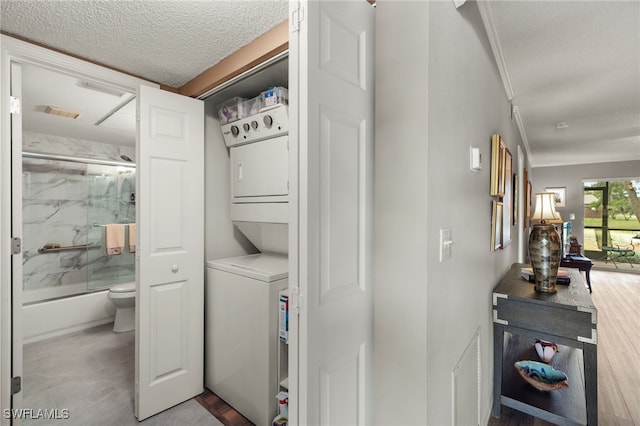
128, 223, 136, 253
105, 224, 125, 255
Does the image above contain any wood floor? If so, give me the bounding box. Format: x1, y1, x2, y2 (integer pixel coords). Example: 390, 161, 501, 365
489, 269, 640, 425
195, 390, 254, 426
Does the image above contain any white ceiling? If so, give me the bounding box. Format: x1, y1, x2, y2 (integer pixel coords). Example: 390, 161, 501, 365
485, 0, 640, 167
1, 1, 638, 166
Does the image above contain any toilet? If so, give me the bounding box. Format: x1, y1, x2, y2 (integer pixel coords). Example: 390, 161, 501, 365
107, 282, 136, 332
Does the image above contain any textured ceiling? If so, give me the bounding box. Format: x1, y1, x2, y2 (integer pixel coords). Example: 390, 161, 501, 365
489, 1, 640, 167
0, 0, 289, 88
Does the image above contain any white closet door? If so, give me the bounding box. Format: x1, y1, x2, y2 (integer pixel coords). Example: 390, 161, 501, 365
9, 61, 24, 426
135, 85, 204, 420
289, 1, 375, 425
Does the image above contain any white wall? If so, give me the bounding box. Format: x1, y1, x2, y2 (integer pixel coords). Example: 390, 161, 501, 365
375, 1, 525, 424
374, 2, 430, 424
426, 2, 523, 423
531, 160, 640, 245
203, 101, 258, 261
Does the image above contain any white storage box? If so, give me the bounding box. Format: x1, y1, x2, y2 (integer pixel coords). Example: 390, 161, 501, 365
218, 96, 246, 124
261, 86, 288, 109
242, 95, 264, 117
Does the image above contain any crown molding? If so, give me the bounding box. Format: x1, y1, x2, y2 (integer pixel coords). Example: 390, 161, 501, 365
511, 105, 534, 166
477, 1, 514, 101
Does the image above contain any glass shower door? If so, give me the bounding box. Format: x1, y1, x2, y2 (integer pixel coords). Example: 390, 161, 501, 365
87, 164, 136, 290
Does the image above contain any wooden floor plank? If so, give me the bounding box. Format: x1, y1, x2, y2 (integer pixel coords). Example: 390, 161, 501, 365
195, 389, 255, 426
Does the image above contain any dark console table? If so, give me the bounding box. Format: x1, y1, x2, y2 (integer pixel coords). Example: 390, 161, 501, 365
560, 255, 593, 293
492, 263, 598, 425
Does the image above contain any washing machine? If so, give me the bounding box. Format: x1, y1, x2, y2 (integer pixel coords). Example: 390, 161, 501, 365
205, 252, 288, 426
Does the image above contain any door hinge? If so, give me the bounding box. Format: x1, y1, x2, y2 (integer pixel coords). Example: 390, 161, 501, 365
10, 96, 21, 114
11, 376, 21, 395
11, 237, 21, 255
291, 5, 305, 33
290, 286, 303, 314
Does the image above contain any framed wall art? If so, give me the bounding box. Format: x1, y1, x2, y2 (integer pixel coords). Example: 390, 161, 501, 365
526, 180, 532, 228
491, 200, 503, 251
523, 168, 529, 229
544, 186, 566, 208
502, 148, 512, 248
490, 134, 506, 196
513, 173, 518, 226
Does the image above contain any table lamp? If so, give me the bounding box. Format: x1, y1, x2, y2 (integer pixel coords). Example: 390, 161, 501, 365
529, 192, 563, 293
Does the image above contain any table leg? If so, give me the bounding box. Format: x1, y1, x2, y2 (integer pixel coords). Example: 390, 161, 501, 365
584, 343, 598, 425
492, 323, 504, 418
585, 268, 592, 293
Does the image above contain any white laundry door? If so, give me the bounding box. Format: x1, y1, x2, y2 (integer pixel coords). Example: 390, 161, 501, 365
135, 85, 204, 420
289, 1, 375, 425
9, 61, 24, 426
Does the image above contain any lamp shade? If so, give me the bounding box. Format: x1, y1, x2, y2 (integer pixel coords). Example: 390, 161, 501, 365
532, 192, 563, 224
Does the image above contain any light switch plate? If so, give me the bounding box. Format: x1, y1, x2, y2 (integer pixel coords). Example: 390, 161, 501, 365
440, 227, 453, 262
470, 147, 482, 172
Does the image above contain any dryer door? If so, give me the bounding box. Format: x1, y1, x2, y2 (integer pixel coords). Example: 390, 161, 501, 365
231, 135, 289, 202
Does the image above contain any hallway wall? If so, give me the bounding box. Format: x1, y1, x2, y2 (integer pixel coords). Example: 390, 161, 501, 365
374, 1, 526, 424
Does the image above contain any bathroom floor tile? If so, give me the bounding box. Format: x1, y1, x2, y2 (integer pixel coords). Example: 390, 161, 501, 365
22, 323, 224, 426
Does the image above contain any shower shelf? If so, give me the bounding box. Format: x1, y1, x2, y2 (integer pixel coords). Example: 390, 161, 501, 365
37, 244, 101, 254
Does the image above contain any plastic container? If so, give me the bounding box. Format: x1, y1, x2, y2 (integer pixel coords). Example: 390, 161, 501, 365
242, 95, 264, 117
261, 86, 288, 109
272, 414, 287, 426
276, 391, 288, 418
218, 97, 246, 124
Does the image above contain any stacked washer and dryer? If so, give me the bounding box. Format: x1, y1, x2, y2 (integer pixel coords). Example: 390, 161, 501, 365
205, 103, 289, 426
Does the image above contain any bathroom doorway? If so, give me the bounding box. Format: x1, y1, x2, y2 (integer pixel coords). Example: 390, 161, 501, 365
12, 59, 139, 419
5, 37, 205, 421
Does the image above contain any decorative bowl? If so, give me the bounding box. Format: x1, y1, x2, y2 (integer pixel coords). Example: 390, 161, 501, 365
534, 339, 558, 363
514, 360, 569, 391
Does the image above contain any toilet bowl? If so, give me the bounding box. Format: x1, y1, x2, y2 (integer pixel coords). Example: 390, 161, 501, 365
107, 282, 136, 332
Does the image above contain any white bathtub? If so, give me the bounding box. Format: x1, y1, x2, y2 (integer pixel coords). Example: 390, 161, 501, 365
22, 289, 116, 343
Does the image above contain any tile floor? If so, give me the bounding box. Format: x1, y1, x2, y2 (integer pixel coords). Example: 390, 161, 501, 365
22, 323, 222, 426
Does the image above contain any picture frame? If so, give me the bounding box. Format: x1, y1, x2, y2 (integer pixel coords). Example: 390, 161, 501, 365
490, 134, 506, 196
513, 173, 518, 226
544, 186, 566, 208
502, 149, 512, 248
491, 200, 503, 251
526, 180, 532, 228
523, 168, 529, 229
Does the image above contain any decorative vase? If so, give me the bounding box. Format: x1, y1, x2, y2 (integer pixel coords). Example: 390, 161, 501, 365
528, 223, 561, 294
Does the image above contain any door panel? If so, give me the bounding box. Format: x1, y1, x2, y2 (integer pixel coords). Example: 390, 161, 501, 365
10, 60, 24, 425
583, 186, 606, 258
289, 1, 374, 425
136, 85, 204, 420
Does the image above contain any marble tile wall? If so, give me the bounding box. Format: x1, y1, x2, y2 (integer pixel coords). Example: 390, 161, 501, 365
22, 132, 136, 302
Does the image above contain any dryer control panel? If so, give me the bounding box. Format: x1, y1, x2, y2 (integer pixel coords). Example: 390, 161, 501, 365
221, 105, 288, 147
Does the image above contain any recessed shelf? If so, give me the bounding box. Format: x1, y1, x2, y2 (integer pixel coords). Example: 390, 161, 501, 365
501, 333, 587, 425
